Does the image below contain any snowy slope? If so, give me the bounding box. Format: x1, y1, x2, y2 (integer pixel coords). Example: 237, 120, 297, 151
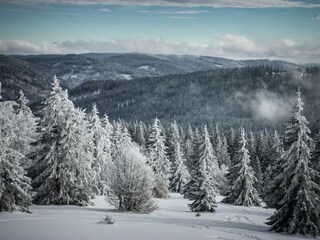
0, 193, 308, 240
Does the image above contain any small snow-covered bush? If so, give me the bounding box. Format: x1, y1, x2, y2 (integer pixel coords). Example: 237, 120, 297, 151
153, 179, 169, 199
104, 213, 115, 224
106, 130, 157, 213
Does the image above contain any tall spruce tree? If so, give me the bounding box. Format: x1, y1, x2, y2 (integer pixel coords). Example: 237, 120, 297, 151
310, 129, 320, 196
147, 118, 170, 198
262, 130, 284, 206
0, 91, 33, 212
13, 91, 38, 168
183, 128, 201, 199
220, 136, 231, 167
222, 127, 260, 207
212, 125, 225, 169
184, 124, 194, 172
29, 76, 94, 205
188, 127, 218, 212
256, 130, 271, 174
169, 142, 189, 193
89, 104, 112, 195
166, 121, 181, 169
267, 90, 320, 237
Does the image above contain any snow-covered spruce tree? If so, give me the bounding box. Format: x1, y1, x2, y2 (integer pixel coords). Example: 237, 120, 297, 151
246, 131, 262, 192
310, 129, 320, 196
266, 90, 320, 237
201, 126, 225, 193
222, 127, 260, 207
107, 125, 157, 213
131, 121, 147, 151
146, 118, 170, 198
212, 125, 224, 168
184, 124, 194, 172
220, 136, 231, 167
169, 142, 189, 193
250, 156, 262, 193
256, 129, 272, 174
29, 76, 94, 205
227, 127, 237, 163
246, 131, 256, 161
166, 121, 181, 166
167, 121, 189, 192
102, 113, 114, 149
183, 128, 201, 199
188, 127, 218, 212
13, 91, 39, 168
88, 104, 112, 195
0, 91, 33, 212
262, 130, 284, 206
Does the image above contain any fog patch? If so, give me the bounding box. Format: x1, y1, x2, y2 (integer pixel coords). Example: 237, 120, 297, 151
252, 91, 291, 122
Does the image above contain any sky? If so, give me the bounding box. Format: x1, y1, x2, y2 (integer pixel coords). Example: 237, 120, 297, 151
0, 0, 319, 63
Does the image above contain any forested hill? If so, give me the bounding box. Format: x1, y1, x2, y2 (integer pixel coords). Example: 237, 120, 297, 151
0, 53, 301, 103
69, 66, 320, 133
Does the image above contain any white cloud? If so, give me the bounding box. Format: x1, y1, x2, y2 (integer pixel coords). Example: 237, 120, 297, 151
99, 7, 111, 12
1, 36, 320, 63
282, 38, 296, 47
1, 0, 319, 8
168, 16, 195, 19
160, 10, 208, 14
136, 10, 151, 13
251, 91, 292, 122
218, 34, 260, 56
0, 39, 61, 54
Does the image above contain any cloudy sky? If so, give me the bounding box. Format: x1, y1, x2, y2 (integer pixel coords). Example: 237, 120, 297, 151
0, 0, 319, 63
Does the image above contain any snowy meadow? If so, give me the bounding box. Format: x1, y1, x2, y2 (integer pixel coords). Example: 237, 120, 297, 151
0, 194, 309, 240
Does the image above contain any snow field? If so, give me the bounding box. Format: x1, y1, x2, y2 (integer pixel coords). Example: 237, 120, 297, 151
0, 194, 308, 240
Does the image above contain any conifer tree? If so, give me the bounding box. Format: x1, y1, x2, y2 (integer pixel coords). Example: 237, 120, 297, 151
136, 121, 147, 151
169, 142, 189, 193
310, 129, 320, 196
251, 156, 262, 192
166, 121, 181, 168
29, 76, 94, 205
188, 127, 218, 212
247, 130, 262, 191
13, 91, 38, 168
212, 125, 224, 168
201, 126, 224, 189
227, 127, 237, 162
183, 128, 201, 199
246, 131, 256, 160
222, 127, 260, 207
102, 114, 113, 143
220, 136, 231, 167
89, 104, 112, 195
0, 91, 33, 212
262, 130, 284, 205
184, 124, 194, 172
267, 90, 320, 237
256, 130, 270, 173
147, 118, 170, 198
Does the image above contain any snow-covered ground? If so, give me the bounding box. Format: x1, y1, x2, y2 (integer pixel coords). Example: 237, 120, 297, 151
0, 194, 308, 240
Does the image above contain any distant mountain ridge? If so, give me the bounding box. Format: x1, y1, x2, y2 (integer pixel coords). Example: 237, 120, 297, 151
0, 52, 307, 104
17, 53, 301, 88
